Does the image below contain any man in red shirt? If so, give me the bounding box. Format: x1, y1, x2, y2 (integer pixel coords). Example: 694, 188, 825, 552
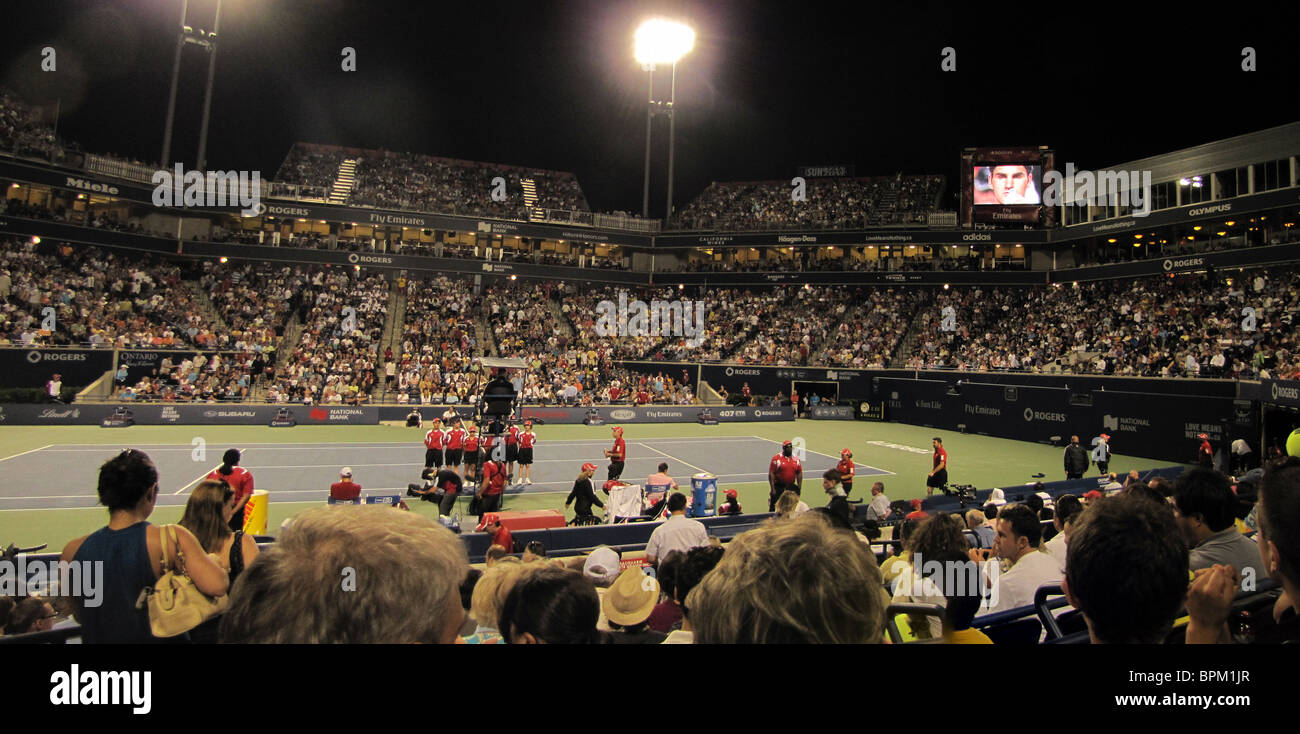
482, 515, 513, 554
926, 437, 949, 496
768, 440, 803, 511
836, 448, 855, 496
790, 388, 800, 417
476, 457, 507, 518
423, 418, 445, 473
742, 382, 752, 405
604, 426, 627, 483
1196, 433, 1214, 468
445, 420, 467, 476
518, 419, 538, 485
330, 467, 362, 501
207, 448, 255, 532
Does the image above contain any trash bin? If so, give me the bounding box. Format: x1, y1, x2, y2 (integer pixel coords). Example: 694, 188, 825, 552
689, 473, 717, 518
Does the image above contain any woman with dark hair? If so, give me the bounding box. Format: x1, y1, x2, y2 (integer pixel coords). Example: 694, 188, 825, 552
179, 480, 261, 643
61, 449, 229, 643
822, 468, 851, 526
206, 449, 255, 533
893, 512, 969, 639
499, 566, 606, 644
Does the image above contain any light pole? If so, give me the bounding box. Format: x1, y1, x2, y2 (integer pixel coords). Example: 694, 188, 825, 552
635, 19, 694, 221
159, 0, 223, 170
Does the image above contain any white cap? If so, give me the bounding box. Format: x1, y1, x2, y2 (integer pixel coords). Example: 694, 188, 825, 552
989, 488, 1007, 506
341, 467, 353, 477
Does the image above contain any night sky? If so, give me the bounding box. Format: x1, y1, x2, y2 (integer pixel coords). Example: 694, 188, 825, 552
2, 0, 1297, 215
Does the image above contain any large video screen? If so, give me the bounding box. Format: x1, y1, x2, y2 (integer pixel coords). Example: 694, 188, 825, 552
973, 164, 1043, 206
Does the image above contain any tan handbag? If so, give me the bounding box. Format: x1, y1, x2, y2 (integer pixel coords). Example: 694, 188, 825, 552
136, 524, 230, 637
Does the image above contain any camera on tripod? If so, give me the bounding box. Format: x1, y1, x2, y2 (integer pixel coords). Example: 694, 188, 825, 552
942, 483, 979, 507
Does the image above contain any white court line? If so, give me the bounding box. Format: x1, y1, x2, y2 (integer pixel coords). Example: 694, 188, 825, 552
0, 444, 54, 463
635, 442, 708, 475
747, 435, 895, 476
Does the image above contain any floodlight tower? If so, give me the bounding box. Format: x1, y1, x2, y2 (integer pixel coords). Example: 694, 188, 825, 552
160, 0, 223, 171
635, 19, 695, 221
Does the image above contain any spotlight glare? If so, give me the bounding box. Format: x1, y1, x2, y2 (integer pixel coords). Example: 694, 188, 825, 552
634, 19, 696, 65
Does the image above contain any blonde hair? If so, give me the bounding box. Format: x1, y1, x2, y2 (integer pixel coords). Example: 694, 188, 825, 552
686, 512, 885, 644
964, 509, 987, 529
470, 562, 527, 631
179, 480, 235, 552
774, 490, 800, 517
220, 506, 469, 643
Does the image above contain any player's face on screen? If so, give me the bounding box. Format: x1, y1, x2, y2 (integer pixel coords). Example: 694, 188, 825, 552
990, 166, 1031, 204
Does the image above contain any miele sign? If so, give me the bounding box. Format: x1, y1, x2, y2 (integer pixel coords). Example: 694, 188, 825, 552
65, 177, 119, 196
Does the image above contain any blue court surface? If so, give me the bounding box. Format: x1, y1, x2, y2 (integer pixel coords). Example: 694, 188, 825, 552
0, 436, 891, 511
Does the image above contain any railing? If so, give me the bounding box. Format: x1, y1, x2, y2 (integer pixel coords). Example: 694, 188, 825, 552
85, 154, 156, 184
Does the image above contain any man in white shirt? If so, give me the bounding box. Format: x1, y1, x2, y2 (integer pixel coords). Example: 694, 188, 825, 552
645, 493, 709, 567
1043, 494, 1084, 574
865, 481, 892, 522
976, 504, 1062, 614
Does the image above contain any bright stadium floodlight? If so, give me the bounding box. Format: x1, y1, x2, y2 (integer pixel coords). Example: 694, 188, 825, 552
636, 19, 695, 220
635, 19, 695, 65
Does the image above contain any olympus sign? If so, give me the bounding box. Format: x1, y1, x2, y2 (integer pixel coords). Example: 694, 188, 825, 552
27, 351, 87, 363
65, 177, 119, 195
609, 409, 636, 420
1023, 408, 1067, 423
1187, 203, 1232, 217
1163, 257, 1205, 271
1273, 382, 1300, 402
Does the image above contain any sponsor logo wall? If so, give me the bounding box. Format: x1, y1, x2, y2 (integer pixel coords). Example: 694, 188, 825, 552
807, 405, 854, 419
0, 403, 378, 425
1253, 378, 1300, 410
876, 379, 1236, 464
376, 405, 792, 424
0, 348, 114, 388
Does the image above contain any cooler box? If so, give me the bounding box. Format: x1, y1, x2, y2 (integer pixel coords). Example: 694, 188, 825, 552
243, 489, 269, 535
689, 473, 717, 518
476, 509, 566, 532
